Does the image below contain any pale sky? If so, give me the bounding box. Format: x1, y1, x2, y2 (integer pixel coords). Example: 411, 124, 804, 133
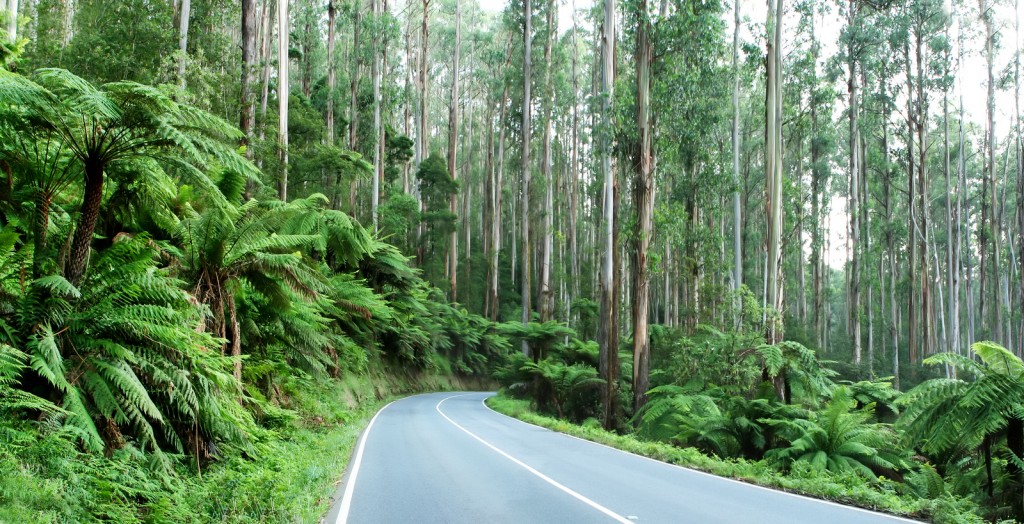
478, 0, 589, 34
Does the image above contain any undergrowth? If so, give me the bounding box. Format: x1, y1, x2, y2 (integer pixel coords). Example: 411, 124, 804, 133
1, 373, 416, 523
485, 394, 982, 524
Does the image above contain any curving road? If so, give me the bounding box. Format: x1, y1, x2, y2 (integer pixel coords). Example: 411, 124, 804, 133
325, 392, 918, 524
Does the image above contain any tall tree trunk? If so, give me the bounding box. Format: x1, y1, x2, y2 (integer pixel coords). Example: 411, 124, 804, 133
521, 0, 533, 356
1016, 0, 1024, 356
416, 0, 430, 263
277, 0, 289, 201
259, 0, 276, 140
447, 0, 460, 299
327, 1, 337, 146
177, 0, 190, 91
5, 0, 17, 42
539, 0, 555, 321
570, 0, 581, 302
371, 0, 383, 229
810, 13, 823, 349
848, 0, 862, 365
945, 21, 958, 357
916, 25, 933, 358
241, 0, 257, 145
881, 60, 900, 387
349, 0, 362, 152
490, 85, 509, 321
402, 11, 413, 194
732, 0, 742, 299
632, 0, 654, 413
598, 0, 618, 430
765, 0, 785, 347
981, 0, 995, 341
906, 39, 918, 365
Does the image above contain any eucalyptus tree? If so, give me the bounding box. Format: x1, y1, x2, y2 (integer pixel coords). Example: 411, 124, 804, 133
521, 0, 533, 356
597, 0, 617, 430
538, 0, 555, 323
979, 0, 999, 343
447, 0, 460, 298
278, 0, 289, 200
765, 0, 785, 343
630, 0, 654, 412
241, 0, 257, 145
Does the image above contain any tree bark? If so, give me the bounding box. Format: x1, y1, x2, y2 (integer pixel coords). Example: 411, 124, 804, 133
848, 0, 861, 364
277, 0, 289, 201
521, 0, 533, 356
372, 0, 383, 229
447, 0, 460, 299
66, 159, 103, 285
631, 0, 654, 413
598, 0, 618, 430
177, 0, 190, 91
539, 0, 555, 322
327, 1, 337, 146
732, 0, 742, 299
241, 0, 258, 146
765, 0, 785, 344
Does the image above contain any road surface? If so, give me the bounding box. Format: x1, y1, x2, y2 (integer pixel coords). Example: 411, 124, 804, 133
326, 392, 917, 524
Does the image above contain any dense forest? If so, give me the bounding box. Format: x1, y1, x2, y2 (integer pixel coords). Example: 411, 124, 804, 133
2, 0, 1024, 521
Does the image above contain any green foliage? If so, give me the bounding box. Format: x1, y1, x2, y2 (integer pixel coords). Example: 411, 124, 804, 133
489, 394, 980, 522
520, 359, 603, 421
766, 387, 907, 479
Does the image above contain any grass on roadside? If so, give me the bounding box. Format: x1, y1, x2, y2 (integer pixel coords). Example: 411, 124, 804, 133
485, 394, 982, 524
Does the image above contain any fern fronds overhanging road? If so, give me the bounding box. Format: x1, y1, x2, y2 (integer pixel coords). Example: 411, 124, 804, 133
327, 392, 917, 524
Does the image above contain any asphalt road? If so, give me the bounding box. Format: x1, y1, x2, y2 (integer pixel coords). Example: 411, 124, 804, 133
325, 392, 917, 524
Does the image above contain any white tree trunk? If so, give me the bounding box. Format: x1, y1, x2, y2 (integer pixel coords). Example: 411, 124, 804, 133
277, 0, 289, 201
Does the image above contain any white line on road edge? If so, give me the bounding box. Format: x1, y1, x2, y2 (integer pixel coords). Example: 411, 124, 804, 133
436, 394, 633, 524
333, 398, 398, 524
479, 394, 920, 524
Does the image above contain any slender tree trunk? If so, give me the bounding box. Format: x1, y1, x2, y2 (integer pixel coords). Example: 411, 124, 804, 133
277, 0, 289, 201
177, 0, 190, 91
732, 0, 742, 299
402, 11, 413, 194
906, 39, 918, 365
765, 0, 785, 348
490, 85, 509, 321
416, 0, 430, 263
570, 0, 581, 302
916, 26, 933, 357
259, 0, 276, 138
371, 0, 383, 229
598, 0, 618, 430
538, 0, 555, 321
447, 0, 460, 299
981, 0, 995, 341
848, 1, 862, 365
349, 0, 362, 152
327, 1, 337, 146
521, 0, 533, 356
241, 0, 258, 145
228, 292, 242, 382
810, 13, 823, 349
632, 0, 654, 413
5, 0, 17, 42
945, 24, 958, 357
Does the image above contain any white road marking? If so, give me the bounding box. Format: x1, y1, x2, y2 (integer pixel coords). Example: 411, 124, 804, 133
480, 394, 921, 523
333, 398, 398, 524
435, 394, 634, 524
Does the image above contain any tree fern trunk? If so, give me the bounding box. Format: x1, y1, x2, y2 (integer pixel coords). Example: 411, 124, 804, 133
66, 160, 103, 286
